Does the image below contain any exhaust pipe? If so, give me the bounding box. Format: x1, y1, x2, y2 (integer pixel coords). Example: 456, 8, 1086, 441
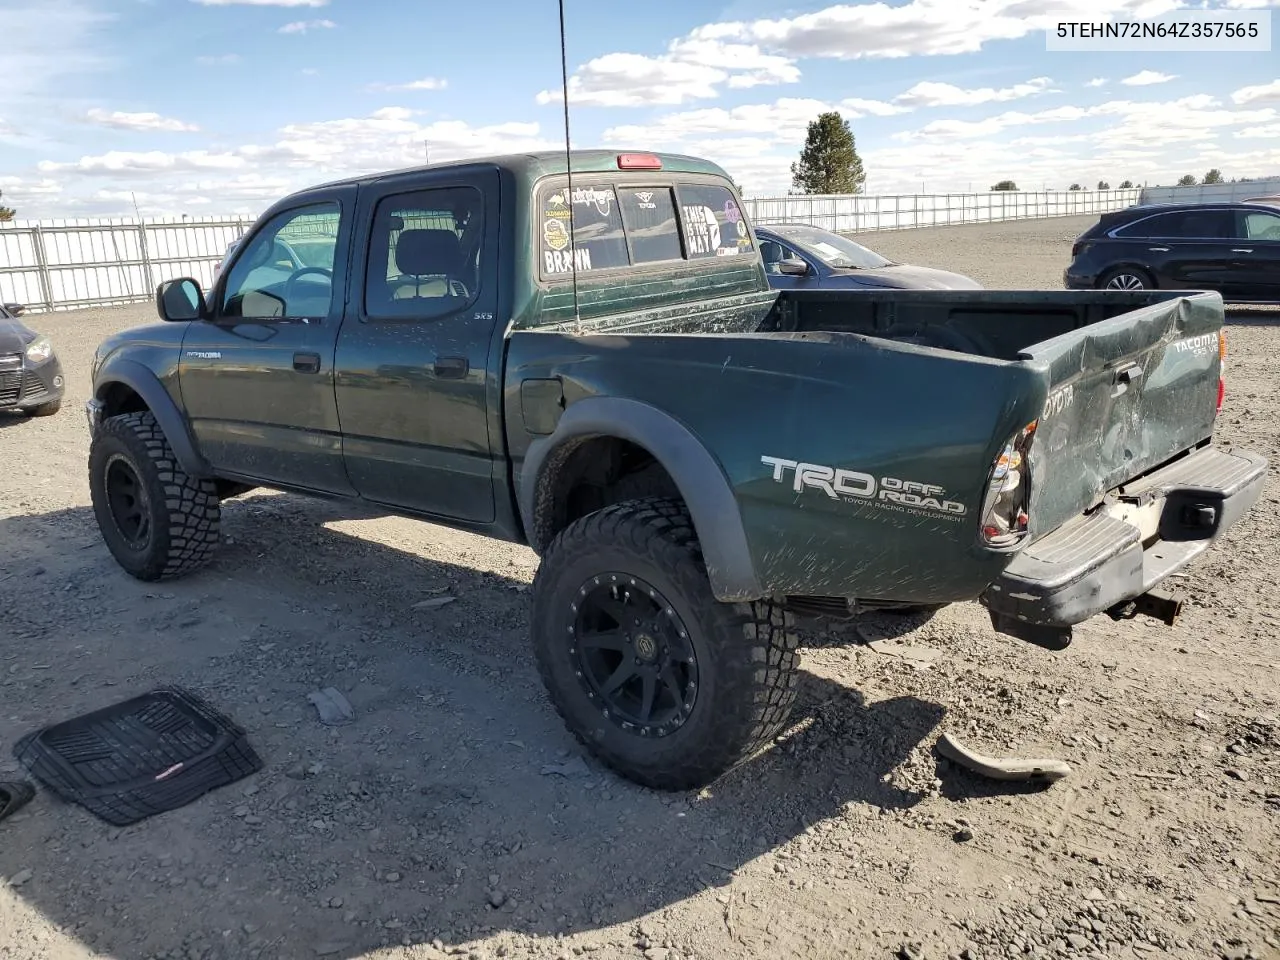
1107, 587, 1184, 627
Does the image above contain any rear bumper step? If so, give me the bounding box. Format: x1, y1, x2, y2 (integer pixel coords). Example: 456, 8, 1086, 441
982, 445, 1267, 644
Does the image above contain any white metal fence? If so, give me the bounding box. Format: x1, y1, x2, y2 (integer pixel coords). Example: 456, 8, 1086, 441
0, 188, 1144, 312
1138, 177, 1280, 206
742, 188, 1141, 233
0, 216, 253, 313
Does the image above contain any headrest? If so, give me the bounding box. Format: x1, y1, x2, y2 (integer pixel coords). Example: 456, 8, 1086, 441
395, 229, 463, 277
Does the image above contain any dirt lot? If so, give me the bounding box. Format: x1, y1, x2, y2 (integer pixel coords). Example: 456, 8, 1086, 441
1, 213, 1277, 960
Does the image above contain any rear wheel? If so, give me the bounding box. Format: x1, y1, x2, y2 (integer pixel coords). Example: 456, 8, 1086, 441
89, 411, 221, 581
532, 497, 800, 790
1098, 267, 1154, 291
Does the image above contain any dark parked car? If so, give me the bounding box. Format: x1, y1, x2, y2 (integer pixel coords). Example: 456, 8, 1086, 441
1065, 201, 1280, 302
0, 301, 64, 417
755, 223, 982, 290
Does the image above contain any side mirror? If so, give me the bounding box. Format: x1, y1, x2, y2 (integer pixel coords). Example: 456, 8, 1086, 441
156, 278, 205, 322
777, 258, 810, 276
3, 302, 25, 316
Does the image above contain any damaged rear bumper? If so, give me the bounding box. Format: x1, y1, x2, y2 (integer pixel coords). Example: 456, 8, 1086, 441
981, 445, 1267, 647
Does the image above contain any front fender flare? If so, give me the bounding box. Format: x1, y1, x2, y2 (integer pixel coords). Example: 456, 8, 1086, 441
94, 358, 211, 478
518, 396, 764, 603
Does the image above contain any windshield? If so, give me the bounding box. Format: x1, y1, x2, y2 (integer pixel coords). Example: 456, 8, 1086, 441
767, 225, 892, 269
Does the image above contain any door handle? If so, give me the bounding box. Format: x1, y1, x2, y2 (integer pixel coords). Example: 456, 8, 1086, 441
433, 356, 468, 379
1232, 248, 1253, 254
293, 351, 321, 374
1148, 246, 1170, 252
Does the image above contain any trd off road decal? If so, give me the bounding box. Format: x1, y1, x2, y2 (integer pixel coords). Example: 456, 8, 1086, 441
761, 456, 968, 522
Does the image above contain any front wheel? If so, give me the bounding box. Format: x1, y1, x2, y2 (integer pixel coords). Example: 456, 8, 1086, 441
88, 411, 221, 581
531, 497, 800, 790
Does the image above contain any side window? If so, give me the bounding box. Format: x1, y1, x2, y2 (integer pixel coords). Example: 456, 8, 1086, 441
1243, 211, 1280, 240
364, 186, 484, 320
676, 183, 753, 259
1114, 213, 1185, 239
758, 238, 795, 274
221, 203, 340, 320
618, 188, 683, 264
1179, 210, 1233, 238
539, 184, 629, 277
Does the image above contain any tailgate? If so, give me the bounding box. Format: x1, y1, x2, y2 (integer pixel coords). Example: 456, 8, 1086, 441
1021, 293, 1223, 539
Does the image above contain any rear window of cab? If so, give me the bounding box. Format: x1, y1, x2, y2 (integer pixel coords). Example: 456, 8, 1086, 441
538, 181, 753, 280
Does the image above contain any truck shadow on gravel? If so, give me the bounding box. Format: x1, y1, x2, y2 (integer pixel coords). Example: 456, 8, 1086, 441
0, 498, 952, 960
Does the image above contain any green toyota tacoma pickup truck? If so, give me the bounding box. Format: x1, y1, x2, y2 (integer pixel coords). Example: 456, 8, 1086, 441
86, 150, 1267, 789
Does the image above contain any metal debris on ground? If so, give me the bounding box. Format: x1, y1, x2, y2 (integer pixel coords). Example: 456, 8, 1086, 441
935, 731, 1071, 783
307, 687, 356, 726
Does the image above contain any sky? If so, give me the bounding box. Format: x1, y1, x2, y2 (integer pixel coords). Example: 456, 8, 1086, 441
0, 0, 1278, 219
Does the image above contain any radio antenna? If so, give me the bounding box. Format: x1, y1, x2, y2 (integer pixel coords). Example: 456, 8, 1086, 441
558, 0, 581, 330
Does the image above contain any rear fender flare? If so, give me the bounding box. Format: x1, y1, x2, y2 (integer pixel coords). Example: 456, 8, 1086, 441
518, 396, 764, 602
94, 358, 211, 478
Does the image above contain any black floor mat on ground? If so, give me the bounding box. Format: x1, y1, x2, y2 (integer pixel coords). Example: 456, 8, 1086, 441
13, 687, 262, 826
0, 781, 35, 822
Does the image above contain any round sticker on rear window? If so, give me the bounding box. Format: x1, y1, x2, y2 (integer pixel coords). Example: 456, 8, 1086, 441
544, 218, 569, 251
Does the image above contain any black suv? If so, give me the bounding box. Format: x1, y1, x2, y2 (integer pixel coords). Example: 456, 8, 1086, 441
1064, 201, 1280, 303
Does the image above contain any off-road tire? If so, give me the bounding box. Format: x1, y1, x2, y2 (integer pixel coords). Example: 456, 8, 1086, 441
21, 399, 61, 417
89, 411, 220, 581
531, 496, 800, 790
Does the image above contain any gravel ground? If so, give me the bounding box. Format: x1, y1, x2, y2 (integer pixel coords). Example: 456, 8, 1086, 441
1, 214, 1277, 960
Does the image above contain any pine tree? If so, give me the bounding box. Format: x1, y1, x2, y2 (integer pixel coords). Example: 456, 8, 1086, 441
1118, 180, 1134, 189
0, 189, 15, 222
1203, 168, 1224, 185
1177, 174, 1198, 186
790, 112, 866, 195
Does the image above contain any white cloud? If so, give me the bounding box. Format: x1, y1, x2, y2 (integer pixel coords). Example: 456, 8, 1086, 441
1237, 123, 1280, 138
40, 150, 249, 177
196, 53, 241, 65
537, 36, 799, 107
1121, 70, 1177, 86
192, 0, 327, 6
1232, 79, 1280, 105
85, 109, 200, 133
686, 0, 1184, 62
893, 77, 1056, 108
890, 93, 1275, 144
31, 107, 560, 214
278, 18, 335, 33
370, 77, 449, 92
603, 96, 901, 145
0, 176, 63, 199
542, 0, 1198, 107
1086, 78, 1108, 87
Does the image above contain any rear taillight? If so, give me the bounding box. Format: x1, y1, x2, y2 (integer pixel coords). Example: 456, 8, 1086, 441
1217, 330, 1226, 414
980, 419, 1038, 548
1071, 242, 1082, 258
